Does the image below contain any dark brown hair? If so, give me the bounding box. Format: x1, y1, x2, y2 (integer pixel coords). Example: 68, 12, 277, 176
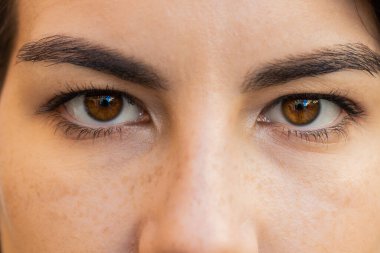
373, 0, 380, 21
0, 0, 17, 90
0, 1, 380, 91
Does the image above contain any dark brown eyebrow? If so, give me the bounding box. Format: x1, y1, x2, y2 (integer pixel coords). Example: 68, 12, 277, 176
17, 35, 167, 90
243, 43, 380, 91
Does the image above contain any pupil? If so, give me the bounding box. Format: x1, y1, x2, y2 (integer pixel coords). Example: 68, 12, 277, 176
281, 98, 321, 126
295, 100, 307, 111
84, 94, 123, 122
100, 96, 112, 107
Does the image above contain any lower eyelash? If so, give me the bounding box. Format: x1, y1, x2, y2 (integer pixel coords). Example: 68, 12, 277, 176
271, 114, 356, 144
285, 124, 346, 143
47, 112, 123, 140
62, 122, 123, 140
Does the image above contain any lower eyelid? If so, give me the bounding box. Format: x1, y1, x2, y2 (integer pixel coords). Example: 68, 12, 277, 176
257, 113, 356, 145
258, 125, 328, 145
44, 112, 137, 140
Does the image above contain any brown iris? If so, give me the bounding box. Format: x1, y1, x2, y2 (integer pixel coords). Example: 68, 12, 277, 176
281, 98, 321, 125
84, 95, 123, 122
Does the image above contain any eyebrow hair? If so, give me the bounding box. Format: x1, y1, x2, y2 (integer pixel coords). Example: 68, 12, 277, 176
243, 43, 380, 91
17, 35, 167, 90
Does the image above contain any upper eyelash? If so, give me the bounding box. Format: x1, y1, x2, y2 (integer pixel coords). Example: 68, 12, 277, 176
37, 84, 140, 114
262, 90, 365, 118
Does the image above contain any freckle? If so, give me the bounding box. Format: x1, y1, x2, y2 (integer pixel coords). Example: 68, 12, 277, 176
244, 173, 256, 182
102, 227, 110, 235
129, 185, 135, 194
76, 200, 81, 210
122, 175, 129, 184
58, 213, 69, 222
315, 210, 326, 220
35, 179, 79, 202
343, 195, 352, 207
154, 166, 163, 177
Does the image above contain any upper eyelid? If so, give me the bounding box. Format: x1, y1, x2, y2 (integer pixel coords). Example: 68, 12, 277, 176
37, 88, 134, 114
262, 92, 363, 114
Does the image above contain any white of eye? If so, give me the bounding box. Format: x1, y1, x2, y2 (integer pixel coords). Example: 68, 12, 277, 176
64, 95, 144, 127
264, 99, 342, 130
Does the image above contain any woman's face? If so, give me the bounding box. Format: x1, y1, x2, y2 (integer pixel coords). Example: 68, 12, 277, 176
1, 0, 380, 252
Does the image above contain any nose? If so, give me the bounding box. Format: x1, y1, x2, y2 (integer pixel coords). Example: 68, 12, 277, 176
138, 120, 259, 253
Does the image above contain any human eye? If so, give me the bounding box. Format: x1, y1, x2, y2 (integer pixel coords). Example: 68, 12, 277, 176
38, 85, 150, 140
257, 92, 365, 143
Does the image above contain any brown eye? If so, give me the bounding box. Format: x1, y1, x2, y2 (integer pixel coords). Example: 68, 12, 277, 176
281, 99, 321, 125
64, 92, 149, 127
84, 95, 123, 122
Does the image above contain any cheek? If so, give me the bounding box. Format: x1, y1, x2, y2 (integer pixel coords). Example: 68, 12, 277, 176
242, 137, 380, 251
0, 143, 150, 252
257, 164, 380, 252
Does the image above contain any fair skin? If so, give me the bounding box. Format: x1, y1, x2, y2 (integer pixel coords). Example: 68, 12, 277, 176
1, 0, 380, 252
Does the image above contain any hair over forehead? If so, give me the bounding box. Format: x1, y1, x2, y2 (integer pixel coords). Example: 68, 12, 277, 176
0, 0, 17, 90
373, 0, 380, 20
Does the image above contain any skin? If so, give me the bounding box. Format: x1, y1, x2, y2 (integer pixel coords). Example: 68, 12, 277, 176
1, 0, 380, 252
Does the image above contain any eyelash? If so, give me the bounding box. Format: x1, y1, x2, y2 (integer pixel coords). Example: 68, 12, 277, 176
38, 84, 148, 140
259, 91, 365, 143
39, 86, 365, 142
39, 84, 137, 112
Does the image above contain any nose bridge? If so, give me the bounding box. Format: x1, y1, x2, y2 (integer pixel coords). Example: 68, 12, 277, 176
138, 100, 259, 253
171, 83, 237, 165
169, 92, 235, 204
159, 110, 234, 243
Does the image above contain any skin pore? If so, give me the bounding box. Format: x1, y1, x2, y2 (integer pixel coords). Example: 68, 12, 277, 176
1, 0, 380, 252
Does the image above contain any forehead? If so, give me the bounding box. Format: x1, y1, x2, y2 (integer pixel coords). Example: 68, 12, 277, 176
16, 0, 377, 84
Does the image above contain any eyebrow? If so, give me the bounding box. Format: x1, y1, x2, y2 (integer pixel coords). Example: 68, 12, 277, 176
243, 43, 380, 91
18, 36, 380, 92
17, 35, 167, 90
